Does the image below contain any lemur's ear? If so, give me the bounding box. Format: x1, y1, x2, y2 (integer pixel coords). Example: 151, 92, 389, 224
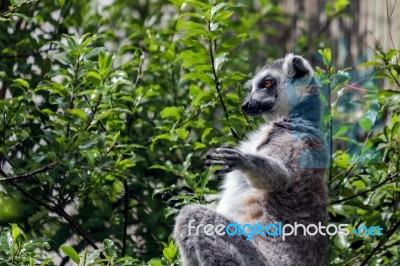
283, 53, 314, 79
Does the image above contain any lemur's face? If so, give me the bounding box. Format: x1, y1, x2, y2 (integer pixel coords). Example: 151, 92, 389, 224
242, 54, 314, 117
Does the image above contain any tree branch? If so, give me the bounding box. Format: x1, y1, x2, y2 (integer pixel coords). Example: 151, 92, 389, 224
0, 162, 57, 182
85, 94, 103, 131
0, 0, 37, 17
359, 219, 400, 266
330, 171, 400, 205
0, 47, 55, 59
122, 179, 129, 256
207, 24, 237, 140
0, 99, 23, 142
9, 181, 103, 256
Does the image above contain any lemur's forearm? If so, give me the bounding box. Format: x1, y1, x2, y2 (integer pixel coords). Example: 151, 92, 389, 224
206, 146, 291, 191
240, 155, 291, 191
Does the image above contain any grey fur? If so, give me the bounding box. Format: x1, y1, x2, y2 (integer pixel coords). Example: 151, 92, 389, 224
174, 54, 328, 266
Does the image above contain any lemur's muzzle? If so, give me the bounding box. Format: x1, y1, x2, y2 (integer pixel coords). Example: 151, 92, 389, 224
241, 98, 275, 116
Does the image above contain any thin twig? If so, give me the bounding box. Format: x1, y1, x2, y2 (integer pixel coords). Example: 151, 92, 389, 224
0, 162, 57, 182
0, 47, 56, 59
359, 220, 400, 266
207, 24, 237, 140
9, 181, 104, 257
385, 0, 396, 49
0, 0, 37, 17
330, 171, 400, 204
85, 94, 103, 131
122, 179, 129, 256
126, 52, 145, 136
0, 99, 23, 142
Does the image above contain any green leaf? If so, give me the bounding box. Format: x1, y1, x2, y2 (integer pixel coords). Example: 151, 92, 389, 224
335, 152, 350, 168
199, 168, 211, 189
45, 68, 73, 79
40, 258, 53, 266
160, 106, 182, 120
164, 206, 179, 218
378, 90, 400, 97
358, 61, 382, 68
176, 128, 189, 140
194, 142, 206, 150
163, 241, 177, 262
103, 238, 115, 257
11, 224, 20, 241
191, 90, 214, 108
359, 117, 372, 131
12, 78, 30, 89
215, 52, 229, 71
318, 48, 331, 66
149, 165, 181, 176
184, 0, 207, 9
371, 71, 392, 80
189, 85, 203, 98
63, 34, 78, 50
201, 128, 212, 142
148, 259, 163, 266
61, 246, 80, 264
68, 108, 87, 121
210, 2, 229, 17
386, 49, 399, 61
98, 50, 114, 78
52, 53, 76, 66
182, 153, 193, 171
85, 249, 101, 264
334, 0, 350, 12
334, 125, 348, 138
80, 33, 97, 47
0, 231, 13, 253
213, 11, 233, 23
86, 71, 102, 82
115, 257, 141, 263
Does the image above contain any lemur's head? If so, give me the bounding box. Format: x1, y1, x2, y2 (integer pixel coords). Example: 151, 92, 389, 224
242, 54, 320, 122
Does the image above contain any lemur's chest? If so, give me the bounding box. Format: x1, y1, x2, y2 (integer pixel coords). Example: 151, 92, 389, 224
237, 124, 273, 154
216, 124, 274, 221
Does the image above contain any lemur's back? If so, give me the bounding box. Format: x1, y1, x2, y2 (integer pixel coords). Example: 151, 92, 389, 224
174, 54, 328, 266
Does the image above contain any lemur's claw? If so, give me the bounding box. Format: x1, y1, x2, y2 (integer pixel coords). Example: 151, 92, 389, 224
214, 167, 234, 175
206, 145, 244, 175
205, 160, 235, 167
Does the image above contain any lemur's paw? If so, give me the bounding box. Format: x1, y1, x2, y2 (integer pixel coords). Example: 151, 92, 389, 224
205, 145, 245, 175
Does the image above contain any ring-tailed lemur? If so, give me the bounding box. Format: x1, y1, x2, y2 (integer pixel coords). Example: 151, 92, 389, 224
174, 54, 328, 266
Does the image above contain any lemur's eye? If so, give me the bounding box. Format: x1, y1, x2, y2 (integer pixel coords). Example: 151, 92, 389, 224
263, 80, 273, 89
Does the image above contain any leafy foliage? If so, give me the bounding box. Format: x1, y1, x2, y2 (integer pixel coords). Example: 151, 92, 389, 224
0, 0, 399, 265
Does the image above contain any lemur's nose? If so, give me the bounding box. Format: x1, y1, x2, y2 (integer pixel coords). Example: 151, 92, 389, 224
241, 100, 250, 111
